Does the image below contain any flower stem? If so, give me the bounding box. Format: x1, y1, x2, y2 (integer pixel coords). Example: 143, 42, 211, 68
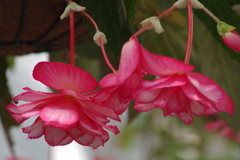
184, 0, 193, 64
132, 5, 177, 38
202, 7, 221, 23
81, 11, 116, 72
70, 9, 75, 66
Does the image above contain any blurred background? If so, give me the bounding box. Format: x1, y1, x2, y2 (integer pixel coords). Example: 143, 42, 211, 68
1, 0, 240, 160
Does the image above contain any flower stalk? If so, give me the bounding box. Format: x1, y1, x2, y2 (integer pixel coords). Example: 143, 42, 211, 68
184, 0, 193, 64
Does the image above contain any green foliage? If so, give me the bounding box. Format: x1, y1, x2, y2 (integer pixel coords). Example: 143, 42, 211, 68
117, 0, 137, 32
82, 0, 136, 56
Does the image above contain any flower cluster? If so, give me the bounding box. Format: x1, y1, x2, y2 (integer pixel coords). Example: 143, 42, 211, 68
5, 0, 236, 149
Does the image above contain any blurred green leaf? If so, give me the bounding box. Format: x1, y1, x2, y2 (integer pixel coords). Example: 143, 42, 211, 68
82, 0, 133, 56
117, 0, 137, 32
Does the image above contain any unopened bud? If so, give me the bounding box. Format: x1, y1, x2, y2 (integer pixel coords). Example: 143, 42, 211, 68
93, 31, 107, 46
140, 17, 164, 34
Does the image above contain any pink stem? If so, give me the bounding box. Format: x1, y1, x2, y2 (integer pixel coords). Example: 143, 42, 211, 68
81, 11, 116, 72
184, 0, 193, 64
70, 9, 75, 66
132, 5, 177, 38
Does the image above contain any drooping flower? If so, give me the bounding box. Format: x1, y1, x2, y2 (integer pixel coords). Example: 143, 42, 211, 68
217, 21, 240, 53
133, 42, 234, 124
93, 36, 195, 115
206, 119, 240, 142
6, 62, 120, 148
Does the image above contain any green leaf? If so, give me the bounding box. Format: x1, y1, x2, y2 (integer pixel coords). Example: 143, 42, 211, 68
194, 0, 240, 64
117, 0, 137, 32
82, 0, 133, 56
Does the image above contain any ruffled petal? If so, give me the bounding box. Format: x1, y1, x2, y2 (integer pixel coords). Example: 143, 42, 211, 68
22, 117, 44, 139
81, 107, 110, 124
68, 127, 84, 139
152, 87, 178, 107
186, 72, 234, 114
33, 62, 98, 93
44, 126, 69, 146
14, 87, 62, 103
59, 136, 73, 145
99, 73, 121, 88
89, 136, 105, 149
178, 112, 194, 124
40, 98, 79, 130
134, 102, 157, 112
133, 88, 162, 104
6, 97, 57, 123
80, 101, 120, 122
75, 133, 94, 146
139, 45, 195, 76
190, 101, 207, 116
117, 37, 140, 83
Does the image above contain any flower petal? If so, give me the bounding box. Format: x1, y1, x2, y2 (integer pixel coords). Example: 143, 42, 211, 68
117, 37, 140, 83
14, 87, 62, 103
22, 117, 44, 139
68, 127, 84, 139
40, 98, 79, 130
178, 112, 194, 124
186, 72, 234, 114
134, 102, 157, 112
33, 62, 98, 93
59, 136, 73, 146
44, 126, 69, 146
81, 101, 120, 122
99, 73, 120, 88
75, 134, 94, 146
139, 45, 195, 76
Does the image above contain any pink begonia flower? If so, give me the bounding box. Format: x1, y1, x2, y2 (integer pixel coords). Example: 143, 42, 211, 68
6, 62, 120, 148
206, 119, 240, 142
132, 39, 234, 124
222, 30, 240, 53
93, 36, 196, 115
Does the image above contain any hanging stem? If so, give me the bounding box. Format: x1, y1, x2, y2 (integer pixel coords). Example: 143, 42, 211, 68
184, 0, 193, 64
132, 5, 177, 37
81, 11, 116, 72
202, 7, 221, 23
69, 8, 75, 66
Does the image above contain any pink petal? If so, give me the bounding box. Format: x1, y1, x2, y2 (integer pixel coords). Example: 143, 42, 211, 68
190, 101, 206, 116
205, 119, 226, 132
68, 127, 84, 139
152, 87, 178, 107
134, 102, 157, 112
22, 117, 44, 139
78, 111, 102, 135
139, 45, 195, 76
6, 96, 57, 124
133, 88, 162, 104
222, 30, 240, 53
89, 136, 104, 149
33, 62, 98, 93
96, 121, 120, 134
81, 101, 120, 122
40, 98, 79, 130
14, 87, 62, 103
75, 134, 94, 146
59, 89, 87, 101
178, 112, 194, 124
44, 126, 69, 146
59, 136, 73, 145
186, 72, 234, 114
117, 37, 140, 83
99, 73, 121, 88
124, 72, 142, 90
81, 107, 110, 124
165, 89, 189, 113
